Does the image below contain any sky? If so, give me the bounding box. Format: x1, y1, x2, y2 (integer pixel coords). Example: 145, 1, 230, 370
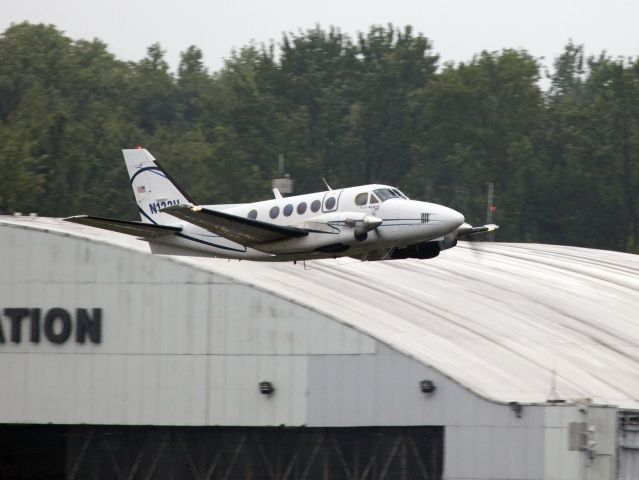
1, 0, 638, 75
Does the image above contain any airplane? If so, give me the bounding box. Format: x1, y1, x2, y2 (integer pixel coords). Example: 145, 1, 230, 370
64, 148, 498, 262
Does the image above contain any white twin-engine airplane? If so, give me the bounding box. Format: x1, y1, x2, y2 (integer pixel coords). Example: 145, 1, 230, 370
65, 148, 497, 262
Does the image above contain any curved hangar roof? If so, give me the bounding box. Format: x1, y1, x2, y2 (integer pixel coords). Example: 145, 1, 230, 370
3, 216, 639, 409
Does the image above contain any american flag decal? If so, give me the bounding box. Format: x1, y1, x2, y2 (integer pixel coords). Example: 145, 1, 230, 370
137, 186, 146, 193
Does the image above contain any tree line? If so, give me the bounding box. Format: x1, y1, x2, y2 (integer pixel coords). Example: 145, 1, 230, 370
0, 22, 637, 252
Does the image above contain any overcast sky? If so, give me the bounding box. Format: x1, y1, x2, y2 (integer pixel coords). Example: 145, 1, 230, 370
2, 0, 638, 74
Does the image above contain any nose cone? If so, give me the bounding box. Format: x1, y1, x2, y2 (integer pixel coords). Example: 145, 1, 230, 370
404, 200, 465, 232
446, 208, 465, 229
431, 205, 464, 231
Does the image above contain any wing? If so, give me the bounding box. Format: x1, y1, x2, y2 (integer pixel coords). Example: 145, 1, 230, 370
64, 215, 181, 238
162, 204, 308, 245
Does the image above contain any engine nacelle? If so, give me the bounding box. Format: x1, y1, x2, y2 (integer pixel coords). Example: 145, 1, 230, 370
296, 211, 381, 235
256, 211, 382, 254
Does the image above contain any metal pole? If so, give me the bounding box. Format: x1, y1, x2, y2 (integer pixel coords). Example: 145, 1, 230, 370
486, 182, 495, 242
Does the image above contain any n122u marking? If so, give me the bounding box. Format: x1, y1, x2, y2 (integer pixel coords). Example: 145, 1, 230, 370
149, 199, 180, 214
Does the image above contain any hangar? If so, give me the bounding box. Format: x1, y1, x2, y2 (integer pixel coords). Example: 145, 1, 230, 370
1, 215, 639, 480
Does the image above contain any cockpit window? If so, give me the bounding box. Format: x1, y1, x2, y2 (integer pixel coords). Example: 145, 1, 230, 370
392, 188, 408, 199
373, 188, 401, 202
355, 192, 368, 206
370, 193, 379, 204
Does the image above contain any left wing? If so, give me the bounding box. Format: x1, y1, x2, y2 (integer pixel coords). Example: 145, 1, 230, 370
64, 215, 182, 238
162, 204, 308, 246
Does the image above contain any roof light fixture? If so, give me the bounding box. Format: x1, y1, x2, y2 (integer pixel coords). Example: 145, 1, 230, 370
419, 380, 436, 394
259, 381, 275, 396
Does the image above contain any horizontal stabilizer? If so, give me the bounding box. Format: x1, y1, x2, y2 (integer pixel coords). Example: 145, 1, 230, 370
64, 215, 182, 238
162, 204, 308, 245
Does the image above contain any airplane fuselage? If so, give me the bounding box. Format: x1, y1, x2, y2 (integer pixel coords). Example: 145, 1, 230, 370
66, 149, 494, 263
148, 184, 465, 261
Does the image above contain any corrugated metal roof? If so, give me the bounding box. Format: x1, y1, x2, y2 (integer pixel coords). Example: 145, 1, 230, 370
3, 216, 639, 409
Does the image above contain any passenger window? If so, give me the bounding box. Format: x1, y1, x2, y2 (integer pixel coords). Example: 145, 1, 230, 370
325, 197, 336, 210
370, 194, 379, 204
283, 204, 293, 217
269, 206, 280, 219
355, 192, 368, 206
297, 202, 307, 214
248, 209, 258, 219
311, 200, 321, 212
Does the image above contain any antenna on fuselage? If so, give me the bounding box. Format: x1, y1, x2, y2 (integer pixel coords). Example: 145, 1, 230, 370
272, 153, 293, 197
322, 177, 333, 191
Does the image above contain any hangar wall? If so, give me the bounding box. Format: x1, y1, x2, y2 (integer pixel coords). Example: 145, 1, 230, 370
0, 224, 374, 425
0, 220, 624, 480
308, 343, 618, 480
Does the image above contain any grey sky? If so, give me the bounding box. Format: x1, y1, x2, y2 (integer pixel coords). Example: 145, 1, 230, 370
2, 0, 637, 74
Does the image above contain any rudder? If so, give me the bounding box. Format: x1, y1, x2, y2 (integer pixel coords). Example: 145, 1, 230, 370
123, 148, 194, 224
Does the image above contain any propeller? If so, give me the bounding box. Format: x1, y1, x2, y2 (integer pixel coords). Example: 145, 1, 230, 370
457, 222, 499, 239
346, 214, 383, 241
455, 222, 499, 258
362, 215, 383, 231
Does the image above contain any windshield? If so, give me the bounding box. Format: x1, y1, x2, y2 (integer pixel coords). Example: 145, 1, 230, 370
373, 188, 402, 202
392, 188, 408, 199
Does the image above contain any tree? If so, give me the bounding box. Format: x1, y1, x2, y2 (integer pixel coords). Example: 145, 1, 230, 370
127, 43, 176, 134
1, 23, 637, 253
408, 49, 543, 238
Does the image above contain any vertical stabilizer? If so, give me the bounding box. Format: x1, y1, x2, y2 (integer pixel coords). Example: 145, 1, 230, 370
123, 148, 194, 225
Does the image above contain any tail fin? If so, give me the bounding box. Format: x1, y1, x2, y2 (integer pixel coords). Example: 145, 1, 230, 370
123, 148, 195, 224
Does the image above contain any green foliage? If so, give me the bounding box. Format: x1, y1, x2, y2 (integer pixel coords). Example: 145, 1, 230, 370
0, 22, 638, 252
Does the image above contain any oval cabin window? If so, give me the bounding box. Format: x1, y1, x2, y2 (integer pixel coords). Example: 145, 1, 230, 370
283, 204, 294, 217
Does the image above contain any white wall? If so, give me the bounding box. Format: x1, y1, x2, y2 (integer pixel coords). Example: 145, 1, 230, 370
0, 225, 373, 425
307, 344, 618, 480
0, 222, 620, 480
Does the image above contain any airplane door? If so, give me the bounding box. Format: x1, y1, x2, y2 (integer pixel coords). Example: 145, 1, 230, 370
322, 190, 344, 213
